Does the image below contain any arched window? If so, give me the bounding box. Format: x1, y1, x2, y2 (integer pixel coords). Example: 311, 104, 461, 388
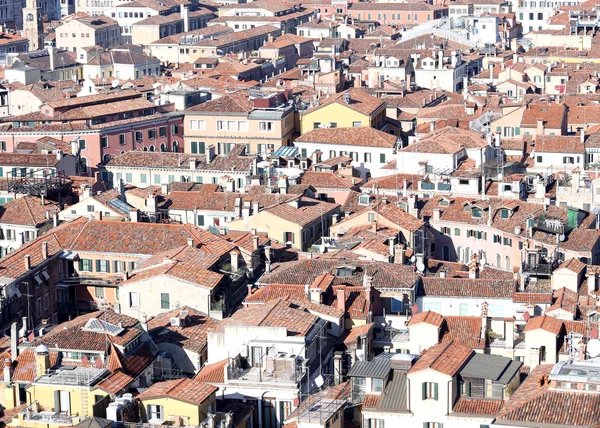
103, 154, 111, 163
464, 247, 471, 264
505, 256, 511, 271
172, 141, 179, 152
26, 13, 34, 21
496, 254, 501, 268
160, 143, 167, 152
149, 145, 155, 152
456, 247, 462, 263
442, 245, 449, 261
79, 157, 87, 173
143, 147, 148, 151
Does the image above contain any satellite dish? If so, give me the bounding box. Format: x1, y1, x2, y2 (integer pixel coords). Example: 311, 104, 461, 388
417, 261, 425, 272
588, 338, 600, 358
315, 375, 324, 388
410, 255, 416, 263
593, 207, 600, 216
559, 234, 566, 242
111, 79, 120, 88
175, 301, 181, 308
480, 256, 487, 265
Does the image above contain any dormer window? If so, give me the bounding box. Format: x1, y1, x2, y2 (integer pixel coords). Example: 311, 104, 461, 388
439, 199, 450, 206
472, 207, 482, 218
358, 194, 370, 206
501, 208, 510, 219
336, 267, 354, 277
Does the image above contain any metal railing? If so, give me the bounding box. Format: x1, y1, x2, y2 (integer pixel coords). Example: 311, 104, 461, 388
522, 262, 554, 276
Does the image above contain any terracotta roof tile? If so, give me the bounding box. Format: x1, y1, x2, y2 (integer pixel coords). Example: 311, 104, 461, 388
194, 358, 227, 383
296, 127, 398, 148
523, 314, 563, 335
409, 341, 473, 376
453, 397, 505, 416
408, 310, 444, 327
138, 378, 217, 405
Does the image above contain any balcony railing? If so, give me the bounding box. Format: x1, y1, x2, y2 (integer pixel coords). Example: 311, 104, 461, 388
59, 273, 123, 286
227, 365, 302, 384
20, 401, 75, 426
522, 262, 554, 276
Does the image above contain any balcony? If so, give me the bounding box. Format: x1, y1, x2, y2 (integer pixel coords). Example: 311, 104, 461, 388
19, 401, 78, 426
226, 356, 305, 386
522, 262, 554, 276
59, 273, 123, 287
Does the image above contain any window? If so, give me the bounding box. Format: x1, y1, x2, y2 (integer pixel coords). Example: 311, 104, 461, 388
96, 260, 110, 273
197, 215, 205, 226
147, 405, 162, 422
79, 139, 86, 150
95, 287, 105, 299
159, 127, 167, 138
191, 141, 205, 154
160, 293, 170, 309
380, 153, 386, 164
148, 129, 156, 139
368, 212, 375, 222
79, 259, 92, 272
353, 121, 362, 127
189, 120, 205, 130
486, 380, 504, 399
284, 232, 294, 244
114, 261, 126, 273
454, 228, 460, 236
101, 136, 108, 148
140, 174, 147, 184
364, 152, 371, 163
172, 124, 179, 135
259, 121, 274, 132
422, 382, 438, 400
368, 420, 384, 428
119, 134, 126, 145
154, 174, 161, 184
125, 173, 132, 183
129, 292, 140, 308
358, 195, 370, 206
423, 424, 443, 428
372, 378, 384, 392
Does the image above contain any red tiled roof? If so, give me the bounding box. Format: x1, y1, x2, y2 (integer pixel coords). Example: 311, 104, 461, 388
523, 314, 563, 335
362, 393, 381, 409
138, 378, 217, 405
408, 310, 444, 327
296, 127, 398, 148
453, 397, 504, 415
409, 341, 473, 377
194, 358, 227, 383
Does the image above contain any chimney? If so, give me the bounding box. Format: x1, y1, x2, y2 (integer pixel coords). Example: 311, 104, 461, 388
230, 251, 239, 272
10, 323, 17, 362
581, 128, 585, 143
129, 210, 138, 222
206, 145, 216, 162
371, 221, 377, 233
388, 236, 395, 257
41, 241, 48, 260
438, 50, 443, 70
49, 48, 56, 72
94, 211, 103, 221
3, 358, 12, 383
278, 176, 289, 193
336, 288, 346, 312
433, 208, 441, 221
588, 271, 597, 292
505, 318, 515, 349
332, 213, 339, 225
536, 119, 544, 135
161, 183, 169, 195
252, 235, 259, 250
242, 201, 251, 218
189, 159, 196, 170
147, 194, 157, 213
23, 255, 31, 272
429, 121, 435, 132
34, 345, 50, 379
480, 315, 487, 339
253, 202, 260, 215
187, 237, 194, 247
440, 269, 447, 278
53, 212, 58, 228
180, 4, 190, 33
579, 341, 587, 360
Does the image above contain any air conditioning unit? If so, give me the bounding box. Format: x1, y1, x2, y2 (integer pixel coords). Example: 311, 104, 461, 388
170, 317, 181, 327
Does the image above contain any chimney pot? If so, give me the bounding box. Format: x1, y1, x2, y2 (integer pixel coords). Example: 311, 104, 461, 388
41, 242, 48, 260
23, 255, 31, 271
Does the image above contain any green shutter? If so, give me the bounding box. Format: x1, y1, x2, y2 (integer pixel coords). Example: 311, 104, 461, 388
422, 382, 427, 400
198, 215, 204, 226
466, 380, 471, 397
106, 261, 110, 273
434, 383, 438, 401
191, 141, 198, 154
515, 127, 520, 136
79, 259, 84, 270
199, 142, 206, 154
291, 232, 295, 244
96, 260, 100, 272
496, 126, 501, 131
